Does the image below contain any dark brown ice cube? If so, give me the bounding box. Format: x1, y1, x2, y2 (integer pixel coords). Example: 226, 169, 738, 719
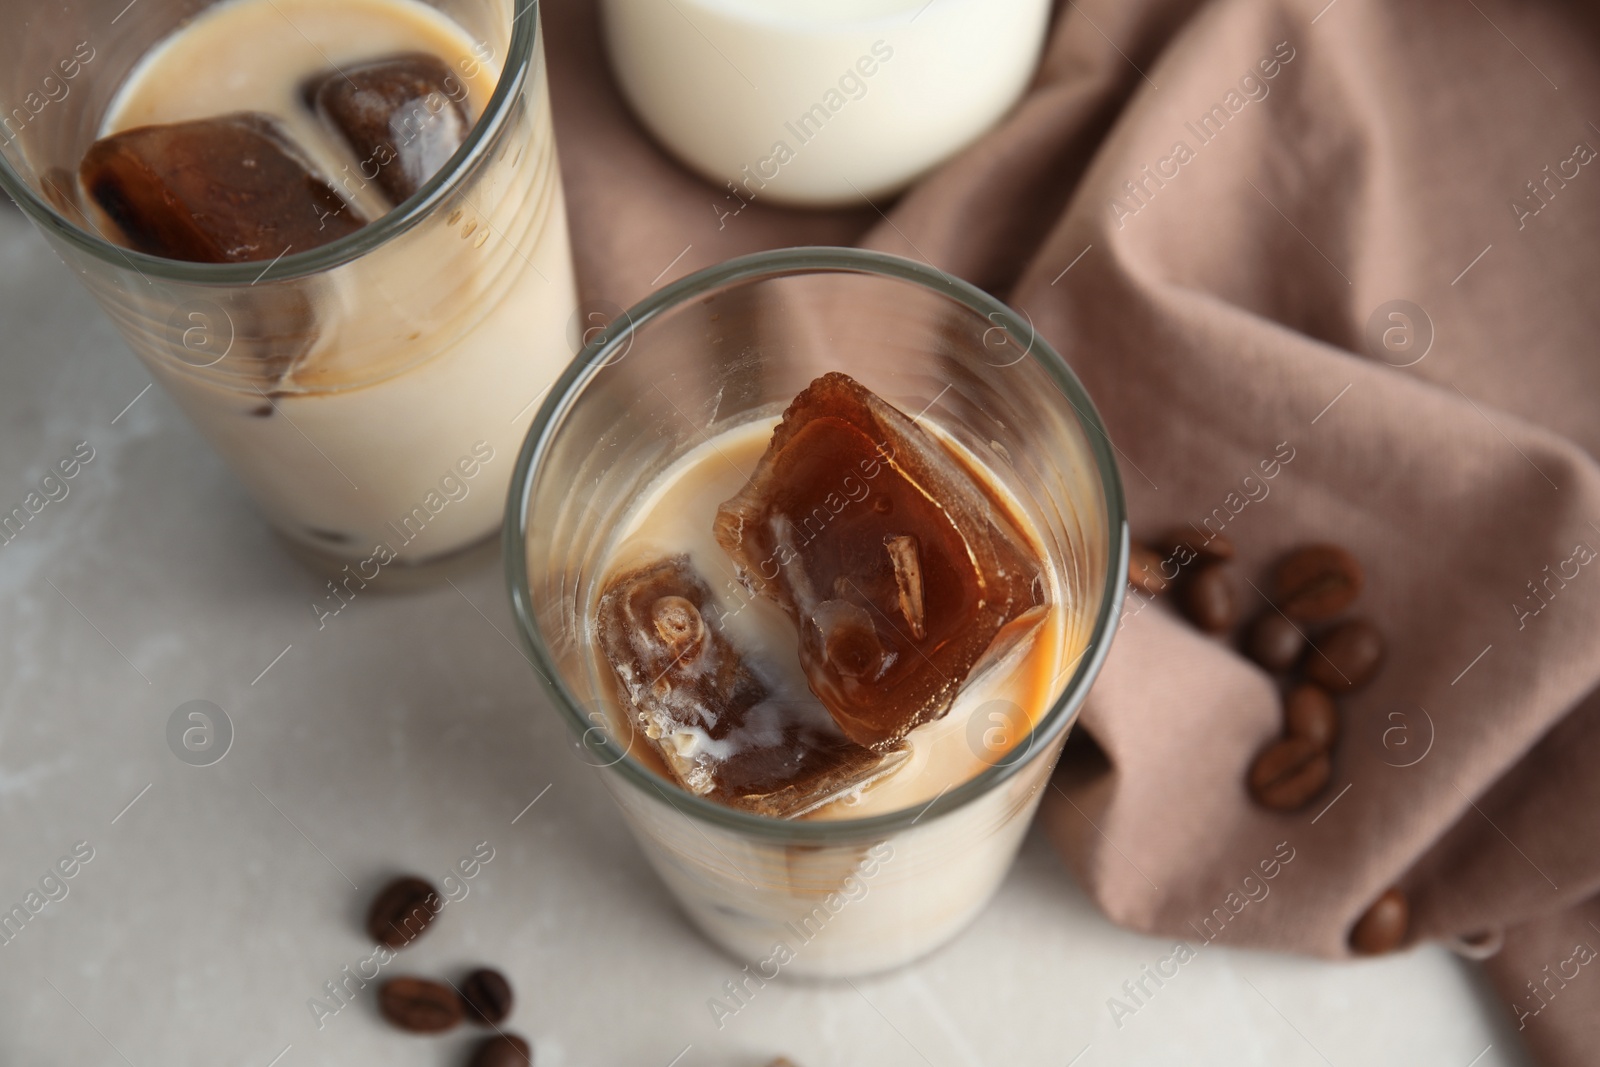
310, 53, 473, 207
714, 373, 1048, 752
80, 112, 366, 263
596, 555, 906, 817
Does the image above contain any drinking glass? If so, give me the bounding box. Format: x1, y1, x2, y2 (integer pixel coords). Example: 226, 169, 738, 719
507, 246, 1127, 977
0, 0, 577, 565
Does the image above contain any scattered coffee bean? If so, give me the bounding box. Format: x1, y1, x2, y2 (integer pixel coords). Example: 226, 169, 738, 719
1161, 529, 1234, 562
1350, 887, 1409, 954
1305, 618, 1385, 692
1284, 683, 1339, 750
1245, 611, 1305, 673
1247, 736, 1330, 810
459, 967, 514, 1025
1272, 544, 1363, 621
467, 1032, 534, 1067
367, 876, 442, 949
1180, 562, 1238, 633
1127, 542, 1170, 596
378, 976, 463, 1033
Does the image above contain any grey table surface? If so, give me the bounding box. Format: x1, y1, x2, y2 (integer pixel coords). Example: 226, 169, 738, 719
0, 204, 1534, 1067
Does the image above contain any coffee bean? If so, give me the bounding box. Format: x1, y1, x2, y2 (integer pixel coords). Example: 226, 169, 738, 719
1284, 683, 1339, 749
1305, 618, 1385, 692
367, 876, 442, 949
378, 976, 462, 1033
1247, 736, 1330, 810
1128, 542, 1171, 596
1180, 563, 1237, 633
1350, 887, 1409, 954
1245, 612, 1305, 673
468, 1032, 534, 1067
1161, 529, 1234, 562
1272, 544, 1363, 621
460, 967, 514, 1025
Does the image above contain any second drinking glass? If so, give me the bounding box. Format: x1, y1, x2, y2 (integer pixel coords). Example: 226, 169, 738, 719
0, 0, 577, 566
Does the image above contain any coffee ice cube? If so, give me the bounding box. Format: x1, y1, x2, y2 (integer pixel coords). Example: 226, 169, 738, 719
311, 53, 472, 206
714, 373, 1048, 751
596, 555, 906, 817
80, 112, 366, 262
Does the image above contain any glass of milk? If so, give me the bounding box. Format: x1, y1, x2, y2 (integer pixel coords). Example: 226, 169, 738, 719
0, 0, 578, 567
600, 0, 1054, 207
507, 247, 1127, 976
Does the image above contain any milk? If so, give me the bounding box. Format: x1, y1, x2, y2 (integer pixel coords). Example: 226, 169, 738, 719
97, 0, 577, 563
600, 0, 1053, 206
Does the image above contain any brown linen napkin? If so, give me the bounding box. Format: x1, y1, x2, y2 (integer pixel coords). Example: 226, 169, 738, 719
539, 0, 1600, 1061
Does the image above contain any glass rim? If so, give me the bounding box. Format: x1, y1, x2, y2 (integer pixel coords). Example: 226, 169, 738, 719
503, 246, 1129, 843
0, 0, 539, 285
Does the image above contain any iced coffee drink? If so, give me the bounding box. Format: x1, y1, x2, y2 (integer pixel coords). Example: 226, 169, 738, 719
13, 0, 576, 563
508, 250, 1125, 977
595, 373, 1070, 820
